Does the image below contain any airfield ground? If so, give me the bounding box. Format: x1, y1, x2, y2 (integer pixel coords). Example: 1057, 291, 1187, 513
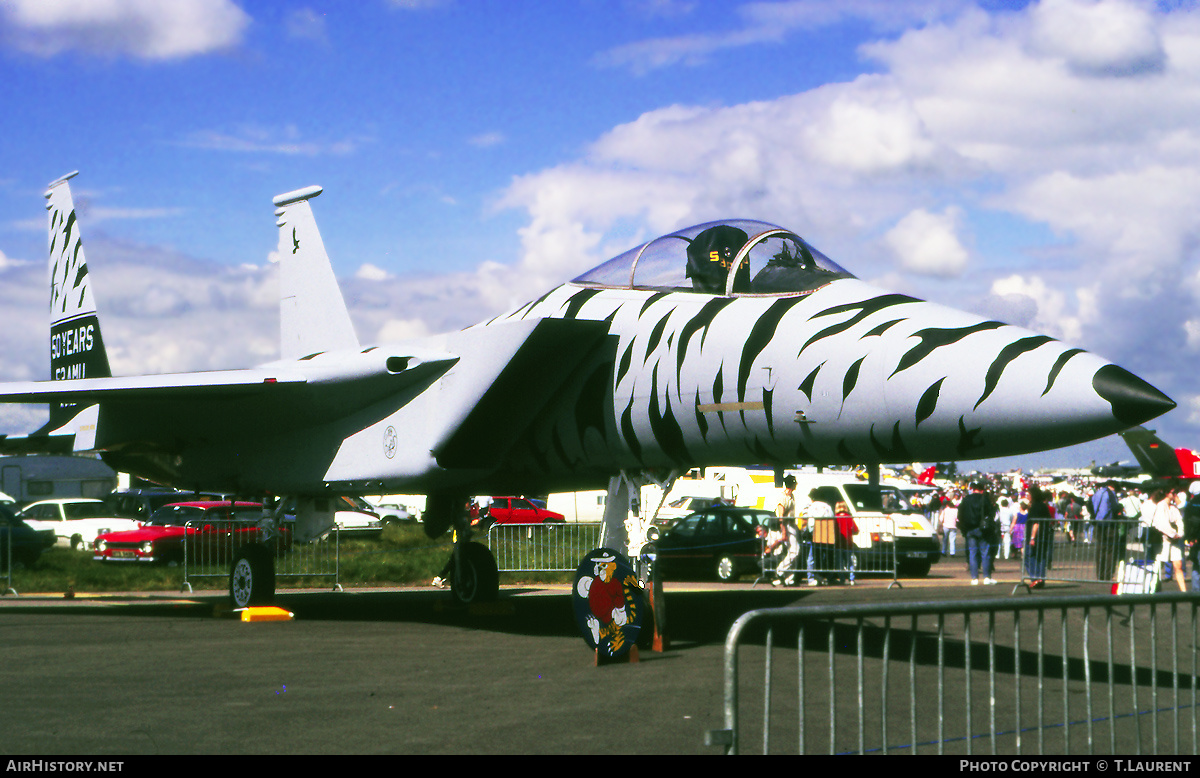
0, 555, 1140, 755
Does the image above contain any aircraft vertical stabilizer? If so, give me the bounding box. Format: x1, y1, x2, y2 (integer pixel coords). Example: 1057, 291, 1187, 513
1119, 426, 1200, 480
44, 171, 111, 442
273, 186, 360, 360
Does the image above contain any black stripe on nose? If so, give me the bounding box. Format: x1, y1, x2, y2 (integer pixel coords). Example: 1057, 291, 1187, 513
1093, 364, 1175, 426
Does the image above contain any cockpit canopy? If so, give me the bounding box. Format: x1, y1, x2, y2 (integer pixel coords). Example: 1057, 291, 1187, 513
571, 220, 854, 296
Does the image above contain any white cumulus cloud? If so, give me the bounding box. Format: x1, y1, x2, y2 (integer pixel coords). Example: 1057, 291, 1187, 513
0, 0, 250, 60
989, 273, 1085, 344
884, 207, 970, 277
1028, 0, 1166, 77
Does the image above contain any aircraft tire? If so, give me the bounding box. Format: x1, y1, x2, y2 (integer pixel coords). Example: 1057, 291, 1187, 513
450, 542, 499, 605
229, 544, 276, 608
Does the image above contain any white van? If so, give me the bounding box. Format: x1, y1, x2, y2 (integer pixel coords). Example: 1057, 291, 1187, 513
790, 472, 941, 576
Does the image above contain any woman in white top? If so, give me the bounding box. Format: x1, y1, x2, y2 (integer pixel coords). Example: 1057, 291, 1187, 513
1153, 487, 1187, 591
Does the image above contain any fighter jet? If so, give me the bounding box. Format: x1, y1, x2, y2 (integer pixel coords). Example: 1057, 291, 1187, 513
1089, 460, 1144, 479
1117, 426, 1200, 482
0, 173, 1175, 605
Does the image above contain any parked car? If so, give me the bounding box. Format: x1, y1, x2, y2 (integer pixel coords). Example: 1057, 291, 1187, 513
92, 501, 268, 565
641, 506, 775, 582
372, 501, 414, 523
653, 495, 735, 525
17, 498, 141, 550
106, 488, 229, 523
485, 496, 565, 526
279, 496, 384, 540
0, 504, 55, 568
334, 496, 384, 538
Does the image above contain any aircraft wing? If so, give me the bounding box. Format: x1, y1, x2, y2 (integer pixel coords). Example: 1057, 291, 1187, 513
0, 431, 78, 455
0, 369, 308, 402
0, 372, 313, 455
0, 348, 460, 454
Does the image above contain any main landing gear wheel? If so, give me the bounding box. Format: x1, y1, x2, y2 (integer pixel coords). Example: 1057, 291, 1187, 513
230, 544, 276, 608
450, 543, 499, 606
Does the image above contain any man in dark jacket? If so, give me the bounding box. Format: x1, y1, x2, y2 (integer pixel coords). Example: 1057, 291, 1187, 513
959, 481, 998, 585
1091, 481, 1125, 581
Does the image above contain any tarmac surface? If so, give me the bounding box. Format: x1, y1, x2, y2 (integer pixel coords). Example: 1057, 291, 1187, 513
0, 555, 1147, 755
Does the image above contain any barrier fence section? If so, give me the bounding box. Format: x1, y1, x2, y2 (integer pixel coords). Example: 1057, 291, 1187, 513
1020, 518, 1158, 587
485, 522, 603, 572
757, 517, 900, 587
0, 525, 14, 595
708, 592, 1200, 755
182, 520, 340, 591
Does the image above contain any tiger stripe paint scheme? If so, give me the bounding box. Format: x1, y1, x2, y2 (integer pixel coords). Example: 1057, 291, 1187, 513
482, 262, 1172, 490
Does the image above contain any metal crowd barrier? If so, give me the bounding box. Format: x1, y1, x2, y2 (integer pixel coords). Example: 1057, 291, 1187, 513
182, 520, 340, 591
756, 517, 901, 587
707, 592, 1200, 755
0, 525, 15, 596
1019, 518, 1152, 587
484, 522, 602, 572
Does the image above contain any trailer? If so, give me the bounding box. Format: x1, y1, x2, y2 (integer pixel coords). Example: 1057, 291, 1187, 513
0, 455, 118, 505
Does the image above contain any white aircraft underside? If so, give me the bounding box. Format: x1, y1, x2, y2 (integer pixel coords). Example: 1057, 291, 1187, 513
0, 184, 1174, 502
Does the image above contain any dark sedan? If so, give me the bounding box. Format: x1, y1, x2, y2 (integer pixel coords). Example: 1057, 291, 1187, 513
0, 504, 55, 569
643, 507, 775, 582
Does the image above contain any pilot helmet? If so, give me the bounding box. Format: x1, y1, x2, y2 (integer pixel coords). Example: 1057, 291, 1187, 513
686, 224, 749, 292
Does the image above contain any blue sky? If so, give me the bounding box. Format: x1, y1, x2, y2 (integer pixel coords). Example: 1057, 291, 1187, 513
1, 0, 1198, 473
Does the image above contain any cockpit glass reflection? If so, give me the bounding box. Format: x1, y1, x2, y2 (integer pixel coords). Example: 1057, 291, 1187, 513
571, 220, 853, 296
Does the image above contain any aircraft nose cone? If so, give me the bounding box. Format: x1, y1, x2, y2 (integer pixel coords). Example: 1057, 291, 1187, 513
1093, 364, 1176, 427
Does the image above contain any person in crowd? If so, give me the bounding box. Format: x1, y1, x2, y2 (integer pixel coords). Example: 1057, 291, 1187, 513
1091, 480, 1124, 581
1183, 483, 1200, 593
1063, 492, 1083, 544
1012, 500, 1028, 559
760, 518, 785, 573
997, 496, 1016, 560
1024, 487, 1054, 588
772, 475, 799, 587
833, 500, 858, 585
940, 492, 959, 558
1141, 487, 1162, 563
958, 481, 998, 585
804, 489, 834, 586
1152, 485, 1187, 592
1119, 487, 1143, 539
925, 489, 944, 526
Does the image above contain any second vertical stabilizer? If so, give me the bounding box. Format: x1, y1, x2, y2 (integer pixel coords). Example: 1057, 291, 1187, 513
273, 186, 360, 360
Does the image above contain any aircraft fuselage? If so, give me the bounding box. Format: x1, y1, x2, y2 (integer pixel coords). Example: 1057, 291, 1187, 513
112, 275, 1170, 497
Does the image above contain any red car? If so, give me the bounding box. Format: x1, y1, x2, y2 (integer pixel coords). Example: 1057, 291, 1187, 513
92, 501, 270, 565
485, 496, 565, 526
